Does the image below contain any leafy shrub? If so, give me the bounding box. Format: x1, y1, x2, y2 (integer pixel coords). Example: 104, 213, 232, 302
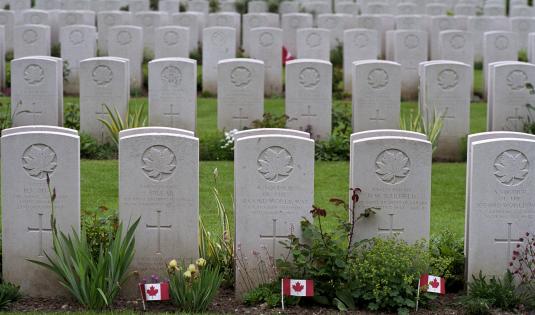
81, 206, 119, 261
80, 133, 117, 160
199, 169, 234, 287
98, 104, 147, 145
51, 44, 61, 58
429, 230, 465, 292
519, 49, 528, 62
29, 176, 140, 310
0, 282, 21, 310
400, 108, 443, 153
277, 189, 378, 309
64, 102, 80, 130
209, 0, 219, 12
0, 101, 12, 132
350, 237, 433, 313
460, 271, 534, 314
315, 104, 352, 161
330, 44, 343, 68
199, 132, 234, 161
167, 258, 223, 312
243, 282, 283, 307
251, 112, 288, 128
332, 66, 345, 99
235, 0, 248, 14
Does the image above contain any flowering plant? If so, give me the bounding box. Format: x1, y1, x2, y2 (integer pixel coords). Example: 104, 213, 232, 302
509, 232, 535, 284
166, 257, 223, 312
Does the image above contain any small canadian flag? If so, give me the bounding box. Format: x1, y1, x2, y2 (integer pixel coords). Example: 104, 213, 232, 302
419, 274, 445, 295
140, 282, 170, 301
282, 278, 314, 297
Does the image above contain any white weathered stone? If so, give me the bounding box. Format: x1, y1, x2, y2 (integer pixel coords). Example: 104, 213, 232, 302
454, 3, 476, 16
425, 2, 447, 15
510, 5, 534, 17
242, 13, 279, 54
171, 12, 202, 52
119, 129, 198, 297
220, 1, 237, 12
202, 26, 236, 94
428, 16, 460, 60
154, 26, 189, 58
0, 26, 5, 89
350, 136, 432, 243
355, 15, 385, 58
364, 2, 390, 14
217, 58, 264, 130
396, 3, 417, 15
301, 1, 330, 15
467, 16, 511, 62
1, 129, 80, 297
419, 61, 472, 161
207, 12, 240, 50
281, 13, 313, 57
79, 57, 130, 143
119, 126, 193, 137
249, 27, 282, 96
343, 28, 379, 93
317, 13, 351, 49
336, 2, 359, 14
148, 57, 196, 131
133, 11, 168, 54
296, 28, 330, 61
94, 0, 123, 12
439, 30, 474, 67
0, 10, 15, 51
108, 25, 144, 90
483, 31, 517, 97
395, 15, 426, 30
129, 0, 150, 13
187, 0, 208, 15
57, 10, 95, 29
159, 0, 179, 13
285, 59, 332, 140
11, 57, 61, 126
352, 60, 401, 132
14, 24, 51, 58
511, 17, 535, 52
386, 29, 427, 100
97, 11, 132, 55
60, 25, 96, 95
62, 0, 91, 10
483, 4, 505, 16
487, 62, 535, 132
22, 10, 50, 25
248, 0, 267, 12
279, 1, 298, 14
466, 138, 535, 281
234, 128, 310, 140
234, 134, 314, 295
1, 125, 78, 136
34, 0, 61, 10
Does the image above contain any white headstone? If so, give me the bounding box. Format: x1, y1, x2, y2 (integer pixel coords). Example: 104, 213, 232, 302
202, 26, 236, 94
439, 30, 474, 67
1, 129, 80, 297
60, 25, 97, 95
171, 12, 202, 52
79, 57, 130, 143
296, 28, 330, 61
281, 13, 313, 56
148, 57, 196, 131
343, 28, 379, 93
249, 27, 282, 96
242, 13, 279, 54
119, 129, 198, 297
217, 58, 264, 130
511, 17, 535, 52
97, 11, 132, 55
133, 11, 168, 54
234, 134, 314, 295
483, 31, 517, 97
248, 0, 267, 13
285, 59, 332, 140
154, 26, 189, 58
108, 25, 144, 90
207, 12, 240, 50
0, 10, 15, 51
14, 24, 51, 58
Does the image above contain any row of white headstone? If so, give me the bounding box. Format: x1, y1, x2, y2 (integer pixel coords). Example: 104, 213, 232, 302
2, 126, 533, 297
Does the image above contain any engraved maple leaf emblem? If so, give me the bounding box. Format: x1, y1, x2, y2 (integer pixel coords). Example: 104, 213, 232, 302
367, 69, 389, 89
92, 65, 113, 86
437, 69, 458, 90
494, 150, 529, 186
22, 144, 57, 179
299, 68, 320, 89
375, 149, 410, 184
231, 66, 251, 87
257, 147, 293, 182
507, 70, 528, 90
142, 146, 177, 181
24, 65, 44, 85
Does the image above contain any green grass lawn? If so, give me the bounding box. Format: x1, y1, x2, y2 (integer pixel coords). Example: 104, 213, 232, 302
1, 69, 490, 239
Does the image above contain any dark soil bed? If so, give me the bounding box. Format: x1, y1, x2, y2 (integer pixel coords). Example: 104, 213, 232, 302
7, 289, 466, 314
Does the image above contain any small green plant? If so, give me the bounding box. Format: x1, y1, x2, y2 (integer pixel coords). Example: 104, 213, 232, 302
315, 104, 352, 161
64, 102, 80, 130
28, 175, 140, 310
51, 44, 61, 58
0, 282, 21, 310
0, 102, 13, 132
350, 237, 433, 313
98, 104, 147, 145
460, 271, 534, 314
167, 258, 223, 312
198, 168, 234, 287
199, 132, 234, 161
80, 133, 117, 160
209, 0, 219, 12
234, 0, 248, 14
519, 49, 528, 62
400, 107, 443, 152
81, 206, 119, 261
243, 282, 283, 307
251, 112, 289, 128
330, 44, 343, 68
429, 230, 465, 292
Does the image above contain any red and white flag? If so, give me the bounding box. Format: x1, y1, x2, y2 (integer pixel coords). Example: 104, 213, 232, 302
419, 274, 445, 294
282, 278, 314, 297
140, 282, 170, 301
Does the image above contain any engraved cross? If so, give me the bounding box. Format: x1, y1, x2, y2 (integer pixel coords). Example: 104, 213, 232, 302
370, 109, 386, 124
27, 102, 43, 124
494, 222, 523, 261
146, 210, 172, 254
440, 107, 455, 120
28, 213, 52, 257
164, 103, 180, 125
259, 219, 292, 258
232, 107, 248, 129
378, 213, 404, 235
